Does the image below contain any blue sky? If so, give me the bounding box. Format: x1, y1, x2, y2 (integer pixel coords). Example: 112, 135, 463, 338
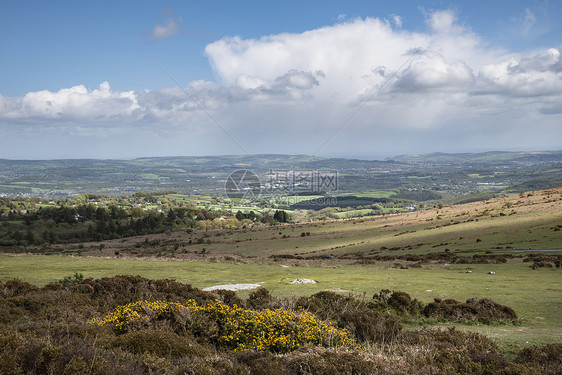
1, 0, 561, 159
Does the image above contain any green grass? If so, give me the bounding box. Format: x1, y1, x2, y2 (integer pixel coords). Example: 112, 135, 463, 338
328, 191, 396, 198
0, 254, 560, 349
147, 200, 561, 257
334, 209, 376, 218
276, 195, 326, 204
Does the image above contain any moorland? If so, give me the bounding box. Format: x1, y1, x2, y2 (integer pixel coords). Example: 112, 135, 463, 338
0, 152, 561, 374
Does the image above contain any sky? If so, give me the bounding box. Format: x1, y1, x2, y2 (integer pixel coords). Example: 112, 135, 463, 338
0, 0, 561, 160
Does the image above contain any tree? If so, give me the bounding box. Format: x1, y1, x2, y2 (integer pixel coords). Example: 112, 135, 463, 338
235, 211, 244, 221
274, 210, 289, 223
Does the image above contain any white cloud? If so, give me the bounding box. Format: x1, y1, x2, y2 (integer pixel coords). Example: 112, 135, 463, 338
425, 9, 461, 34
1, 82, 139, 122
391, 14, 402, 28
511, 48, 561, 72
150, 18, 180, 40
235, 75, 268, 90
393, 52, 475, 92
475, 48, 562, 97
205, 17, 429, 101
1, 10, 561, 158
522, 8, 536, 37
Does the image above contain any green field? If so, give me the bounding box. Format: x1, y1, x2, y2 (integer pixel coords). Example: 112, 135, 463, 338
328, 191, 396, 198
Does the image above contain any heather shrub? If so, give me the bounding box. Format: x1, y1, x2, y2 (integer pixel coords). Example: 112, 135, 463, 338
396, 328, 533, 374
296, 291, 402, 343
372, 289, 423, 316
423, 297, 517, 323
85, 275, 215, 307
58, 272, 85, 287
399, 327, 499, 353
0, 275, 218, 327
516, 343, 562, 374
235, 350, 287, 375
284, 347, 382, 375
247, 287, 274, 310
470, 254, 508, 264
5, 288, 94, 324
2, 279, 38, 297
110, 329, 212, 358
338, 306, 402, 343
0, 326, 117, 375
213, 289, 246, 308
530, 261, 554, 269
523, 254, 562, 264
0, 329, 24, 375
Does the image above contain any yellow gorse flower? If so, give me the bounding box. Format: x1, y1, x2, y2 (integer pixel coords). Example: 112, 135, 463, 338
90, 299, 354, 353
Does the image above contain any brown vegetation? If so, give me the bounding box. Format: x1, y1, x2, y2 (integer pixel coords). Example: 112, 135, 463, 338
0, 275, 559, 374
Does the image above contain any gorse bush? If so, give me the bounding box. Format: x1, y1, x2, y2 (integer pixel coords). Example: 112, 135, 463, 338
92, 299, 354, 353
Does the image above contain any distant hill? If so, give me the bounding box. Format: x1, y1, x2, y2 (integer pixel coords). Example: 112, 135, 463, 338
389, 151, 562, 165
0, 151, 561, 198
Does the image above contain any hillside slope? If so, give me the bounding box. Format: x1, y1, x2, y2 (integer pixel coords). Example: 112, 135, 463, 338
57, 187, 562, 259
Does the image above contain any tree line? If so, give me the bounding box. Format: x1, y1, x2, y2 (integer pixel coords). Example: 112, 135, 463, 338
0, 201, 290, 246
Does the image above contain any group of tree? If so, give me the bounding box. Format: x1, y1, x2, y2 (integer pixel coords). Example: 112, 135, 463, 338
0, 201, 291, 246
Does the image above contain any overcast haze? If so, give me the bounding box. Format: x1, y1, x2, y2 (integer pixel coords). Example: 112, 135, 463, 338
1, 1, 561, 160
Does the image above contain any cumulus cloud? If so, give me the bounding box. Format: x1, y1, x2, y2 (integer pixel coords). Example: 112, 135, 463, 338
205, 17, 426, 102
0, 82, 139, 122
232, 70, 320, 97
425, 9, 462, 34
393, 52, 474, 92
150, 18, 180, 40
1, 9, 561, 158
475, 48, 562, 97
203, 11, 505, 102
510, 48, 561, 72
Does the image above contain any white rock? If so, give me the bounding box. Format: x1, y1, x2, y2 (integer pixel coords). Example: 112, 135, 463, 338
290, 278, 317, 284
202, 283, 261, 291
